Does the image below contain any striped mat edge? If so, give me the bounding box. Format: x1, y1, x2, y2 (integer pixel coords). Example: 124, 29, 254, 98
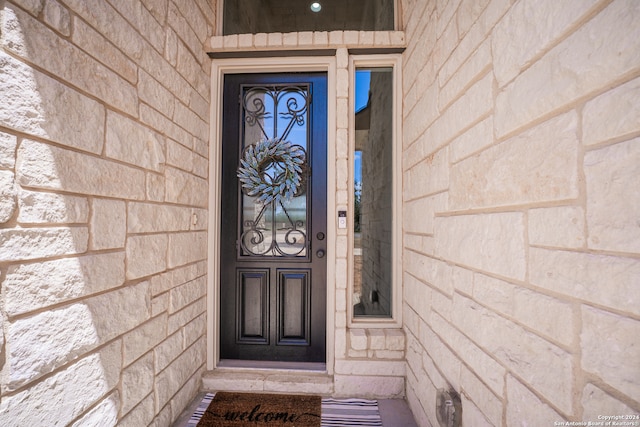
187, 393, 383, 427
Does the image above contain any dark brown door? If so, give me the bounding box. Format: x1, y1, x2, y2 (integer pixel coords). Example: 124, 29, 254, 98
220, 73, 327, 362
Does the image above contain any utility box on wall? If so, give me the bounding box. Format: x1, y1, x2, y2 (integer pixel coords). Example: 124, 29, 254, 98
436, 389, 462, 427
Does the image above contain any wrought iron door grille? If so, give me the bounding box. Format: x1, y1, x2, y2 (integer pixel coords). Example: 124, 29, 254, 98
238, 84, 311, 258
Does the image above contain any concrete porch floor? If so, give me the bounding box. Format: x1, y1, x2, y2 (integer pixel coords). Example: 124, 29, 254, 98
172, 392, 420, 427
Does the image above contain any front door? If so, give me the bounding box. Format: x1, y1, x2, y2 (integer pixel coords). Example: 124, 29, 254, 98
220, 73, 327, 363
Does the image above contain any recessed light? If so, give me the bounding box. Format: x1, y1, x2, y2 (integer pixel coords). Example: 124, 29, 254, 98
310, 2, 322, 12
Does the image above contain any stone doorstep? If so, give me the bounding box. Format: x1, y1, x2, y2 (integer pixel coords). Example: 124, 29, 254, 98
201, 367, 334, 396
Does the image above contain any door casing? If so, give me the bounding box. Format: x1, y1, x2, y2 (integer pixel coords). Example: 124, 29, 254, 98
208, 56, 337, 372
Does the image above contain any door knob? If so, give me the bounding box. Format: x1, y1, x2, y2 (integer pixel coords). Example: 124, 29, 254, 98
316, 249, 325, 258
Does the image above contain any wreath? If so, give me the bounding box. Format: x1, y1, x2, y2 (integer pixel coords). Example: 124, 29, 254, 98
237, 138, 306, 205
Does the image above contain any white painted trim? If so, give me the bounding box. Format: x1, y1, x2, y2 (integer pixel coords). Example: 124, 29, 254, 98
207, 59, 223, 370
394, 0, 402, 31
347, 54, 403, 329
207, 55, 338, 374
215, 0, 223, 36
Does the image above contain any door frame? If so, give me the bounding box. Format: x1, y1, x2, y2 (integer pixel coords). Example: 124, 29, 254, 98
208, 55, 337, 373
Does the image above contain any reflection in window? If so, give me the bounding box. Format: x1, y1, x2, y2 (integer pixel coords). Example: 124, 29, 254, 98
223, 0, 394, 35
353, 68, 393, 318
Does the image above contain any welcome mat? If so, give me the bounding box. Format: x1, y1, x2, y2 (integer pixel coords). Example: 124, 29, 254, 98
188, 393, 383, 427
196, 392, 321, 426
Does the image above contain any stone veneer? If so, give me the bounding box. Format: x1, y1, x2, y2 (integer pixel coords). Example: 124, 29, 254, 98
0, 0, 213, 425
401, 0, 640, 425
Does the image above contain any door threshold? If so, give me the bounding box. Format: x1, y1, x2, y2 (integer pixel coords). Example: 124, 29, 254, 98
203, 363, 333, 395
217, 359, 326, 372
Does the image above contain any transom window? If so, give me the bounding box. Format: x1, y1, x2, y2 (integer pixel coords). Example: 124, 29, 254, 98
222, 0, 395, 35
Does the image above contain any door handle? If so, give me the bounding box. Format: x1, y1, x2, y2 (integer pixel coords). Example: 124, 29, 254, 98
316, 249, 325, 258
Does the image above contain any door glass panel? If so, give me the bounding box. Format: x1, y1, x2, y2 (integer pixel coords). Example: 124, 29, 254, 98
239, 85, 310, 257
353, 68, 393, 318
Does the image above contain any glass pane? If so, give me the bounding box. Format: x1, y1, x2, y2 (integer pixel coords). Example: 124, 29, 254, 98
239, 85, 310, 257
223, 0, 394, 35
353, 68, 393, 318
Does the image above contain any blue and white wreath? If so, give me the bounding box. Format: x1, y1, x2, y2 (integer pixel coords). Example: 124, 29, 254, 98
237, 138, 306, 205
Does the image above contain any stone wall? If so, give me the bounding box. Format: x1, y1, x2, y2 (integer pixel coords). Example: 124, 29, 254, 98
401, 0, 640, 425
0, 0, 214, 425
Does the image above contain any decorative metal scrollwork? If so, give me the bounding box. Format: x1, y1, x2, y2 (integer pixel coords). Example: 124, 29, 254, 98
242, 86, 310, 142
238, 85, 311, 257
240, 203, 307, 257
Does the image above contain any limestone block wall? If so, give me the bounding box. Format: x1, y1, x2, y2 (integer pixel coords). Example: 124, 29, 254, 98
400, 0, 640, 425
0, 0, 214, 425
337, 328, 406, 397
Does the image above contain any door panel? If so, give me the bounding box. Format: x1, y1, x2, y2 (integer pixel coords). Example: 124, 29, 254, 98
237, 269, 269, 344
220, 73, 327, 363
278, 269, 311, 345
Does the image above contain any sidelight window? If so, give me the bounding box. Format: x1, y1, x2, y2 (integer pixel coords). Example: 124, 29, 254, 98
351, 56, 402, 324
